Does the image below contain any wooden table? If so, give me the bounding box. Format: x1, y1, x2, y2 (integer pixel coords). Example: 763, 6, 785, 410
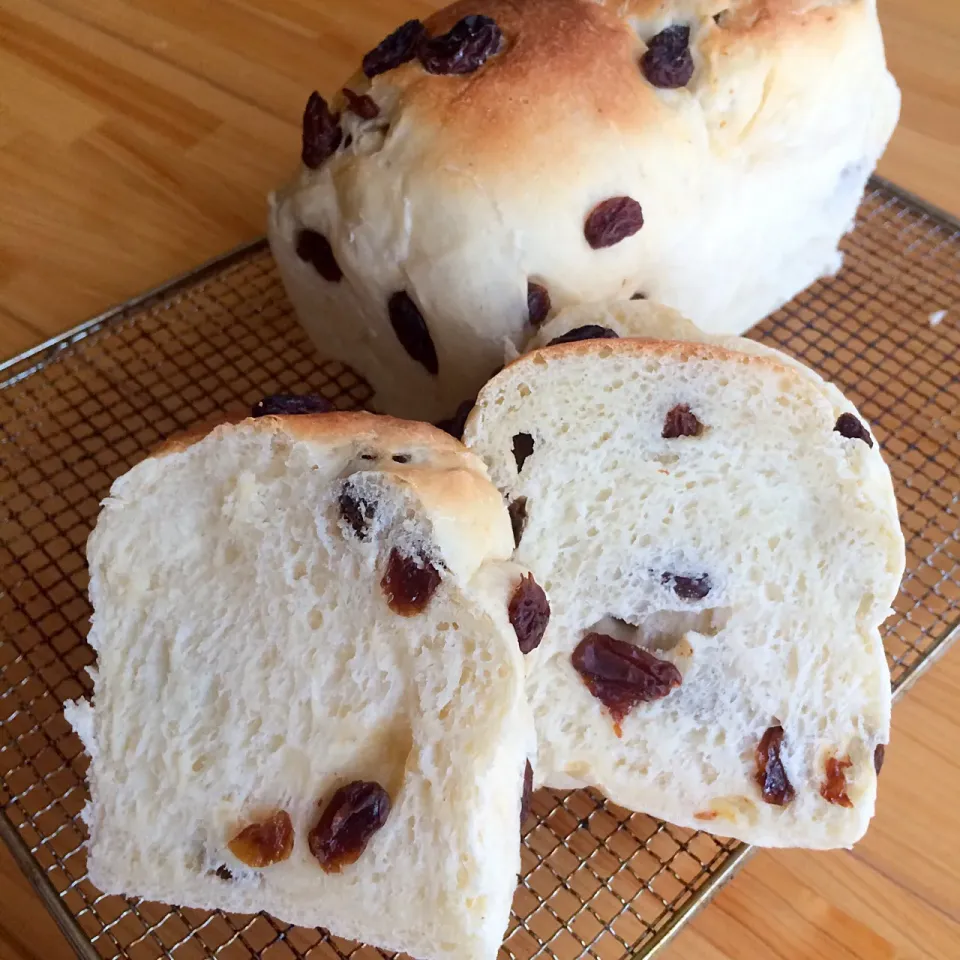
1, 2, 958, 958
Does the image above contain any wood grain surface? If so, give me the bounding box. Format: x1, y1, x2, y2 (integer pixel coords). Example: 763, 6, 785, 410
1, 2, 958, 959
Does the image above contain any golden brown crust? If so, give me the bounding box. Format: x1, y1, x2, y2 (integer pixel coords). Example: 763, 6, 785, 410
155, 410, 472, 463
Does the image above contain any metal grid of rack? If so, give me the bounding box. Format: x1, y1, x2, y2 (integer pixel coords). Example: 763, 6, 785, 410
1, 177, 958, 960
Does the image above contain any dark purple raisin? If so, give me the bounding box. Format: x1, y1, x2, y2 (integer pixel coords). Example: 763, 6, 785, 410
341, 87, 380, 120
662, 403, 702, 438
362, 19, 426, 77
874, 744, 885, 775
520, 760, 534, 825
755, 725, 796, 805
214, 865, 233, 881
641, 25, 694, 89
252, 393, 334, 417
661, 571, 711, 601
508, 497, 528, 547
381, 548, 441, 616
509, 574, 550, 654
339, 485, 376, 540
308, 781, 391, 873
435, 399, 475, 440
630, 292, 647, 300
302, 91, 342, 168
571, 633, 682, 728
388, 292, 439, 375
392, 453, 411, 464
527, 282, 551, 327
512, 433, 535, 473
295, 229, 343, 282
584, 197, 644, 249
834, 412, 873, 448
419, 14, 503, 75
547, 325, 620, 347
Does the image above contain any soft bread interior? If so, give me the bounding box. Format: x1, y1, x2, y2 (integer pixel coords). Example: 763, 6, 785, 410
464, 339, 903, 848
67, 417, 531, 960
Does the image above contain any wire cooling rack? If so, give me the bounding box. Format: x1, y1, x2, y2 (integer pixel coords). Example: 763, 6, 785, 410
1, 176, 958, 960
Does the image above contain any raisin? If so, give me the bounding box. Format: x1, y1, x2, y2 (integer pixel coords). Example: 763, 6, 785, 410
874, 744, 885, 775
640, 25, 694, 89
755, 725, 796, 806
547, 325, 620, 347
661, 571, 711, 600
308, 781, 391, 873
302, 91, 342, 168
252, 393, 334, 417
339, 485, 376, 540
820, 755, 853, 807
571, 633, 682, 726
341, 87, 380, 120
662, 403, 702, 438
227, 811, 294, 868
435, 399, 475, 440
362, 19, 426, 78
388, 291, 439, 375
512, 433, 535, 472
508, 497, 528, 547
520, 760, 534, 825
509, 574, 550, 654
419, 15, 503, 75
527, 282, 551, 327
584, 197, 644, 249
214, 864, 233, 881
295, 229, 343, 282
392, 453, 411, 464
631, 292, 647, 300
834, 412, 873, 448
381, 548, 441, 615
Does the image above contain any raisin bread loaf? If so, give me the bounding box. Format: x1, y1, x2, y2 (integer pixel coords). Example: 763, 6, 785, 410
268, 0, 898, 421
463, 313, 905, 848
66, 409, 539, 960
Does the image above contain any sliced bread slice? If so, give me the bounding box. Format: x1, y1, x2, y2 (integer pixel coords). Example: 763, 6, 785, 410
66, 410, 537, 960
463, 307, 904, 848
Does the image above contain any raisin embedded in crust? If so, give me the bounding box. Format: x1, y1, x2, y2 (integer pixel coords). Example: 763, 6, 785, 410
227, 811, 295, 868
572, 633, 682, 729
662, 403, 703, 438
308, 781, 391, 873
419, 15, 503, 75
295, 229, 343, 283
302, 91, 342, 168
641, 25, 695, 89
342, 87, 380, 120
755, 725, 796, 805
509, 573, 550, 654
388, 291, 439, 375
584, 197, 644, 249
547, 325, 620, 347
252, 393, 334, 417
630, 292, 647, 300
874, 744, 886, 775
363, 19, 426, 77
381, 548, 442, 615
834, 412, 874, 448
527, 282, 551, 327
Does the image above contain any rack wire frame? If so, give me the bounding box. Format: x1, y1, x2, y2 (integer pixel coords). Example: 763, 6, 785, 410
1, 176, 958, 960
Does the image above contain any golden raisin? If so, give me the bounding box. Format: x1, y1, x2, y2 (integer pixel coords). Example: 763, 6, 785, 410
227, 810, 294, 868
820, 755, 853, 807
